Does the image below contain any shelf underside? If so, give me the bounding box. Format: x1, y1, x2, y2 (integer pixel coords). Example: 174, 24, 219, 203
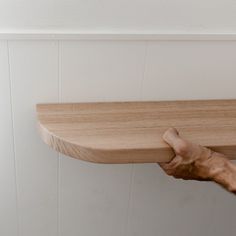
36, 100, 236, 163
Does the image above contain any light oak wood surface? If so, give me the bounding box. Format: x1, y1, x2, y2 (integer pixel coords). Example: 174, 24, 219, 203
36, 100, 236, 163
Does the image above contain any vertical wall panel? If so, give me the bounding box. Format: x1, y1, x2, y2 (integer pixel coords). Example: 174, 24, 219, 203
61, 40, 146, 102
142, 41, 236, 100
0, 41, 18, 236
59, 41, 146, 236
8, 41, 58, 236
128, 41, 236, 236
59, 157, 132, 236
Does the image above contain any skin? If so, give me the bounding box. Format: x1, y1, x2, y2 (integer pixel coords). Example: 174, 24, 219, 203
159, 127, 236, 194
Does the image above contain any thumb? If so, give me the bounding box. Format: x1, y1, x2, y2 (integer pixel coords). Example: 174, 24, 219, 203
163, 127, 190, 157
163, 127, 180, 147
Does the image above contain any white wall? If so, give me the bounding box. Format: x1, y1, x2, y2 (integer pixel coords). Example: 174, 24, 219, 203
0, 0, 236, 32
1, 38, 236, 236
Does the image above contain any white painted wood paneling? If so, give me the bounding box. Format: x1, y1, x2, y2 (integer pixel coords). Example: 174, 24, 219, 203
59, 157, 132, 236
60, 41, 146, 102
59, 40, 147, 236
1, 38, 236, 236
127, 164, 236, 236
0, 41, 18, 236
8, 41, 59, 236
133, 40, 236, 236
142, 41, 236, 100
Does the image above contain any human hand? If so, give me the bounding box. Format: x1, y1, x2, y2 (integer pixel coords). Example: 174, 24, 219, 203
159, 127, 228, 181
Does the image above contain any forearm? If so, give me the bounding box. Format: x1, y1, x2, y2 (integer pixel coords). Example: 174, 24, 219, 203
209, 155, 236, 194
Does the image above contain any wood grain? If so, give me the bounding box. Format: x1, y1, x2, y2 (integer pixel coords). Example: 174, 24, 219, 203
36, 100, 236, 163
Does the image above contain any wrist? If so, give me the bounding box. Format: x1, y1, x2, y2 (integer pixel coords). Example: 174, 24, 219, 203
209, 155, 236, 192
194, 151, 227, 180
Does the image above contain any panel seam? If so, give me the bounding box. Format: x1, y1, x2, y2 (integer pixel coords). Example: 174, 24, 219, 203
57, 40, 62, 236
7, 40, 20, 236
124, 164, 135, 236
140, 41, 149, 100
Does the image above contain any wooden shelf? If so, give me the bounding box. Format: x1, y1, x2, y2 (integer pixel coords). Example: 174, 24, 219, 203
36, 100, 236, 163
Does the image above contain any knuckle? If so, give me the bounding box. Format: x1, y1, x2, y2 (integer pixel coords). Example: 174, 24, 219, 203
175, 140, 189, 156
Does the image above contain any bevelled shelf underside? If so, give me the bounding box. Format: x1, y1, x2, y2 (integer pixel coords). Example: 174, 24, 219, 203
36, 100, 236, 163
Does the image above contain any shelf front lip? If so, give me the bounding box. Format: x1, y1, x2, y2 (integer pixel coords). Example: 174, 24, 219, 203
37, 121, 175, 163
36, 100, 236, 163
